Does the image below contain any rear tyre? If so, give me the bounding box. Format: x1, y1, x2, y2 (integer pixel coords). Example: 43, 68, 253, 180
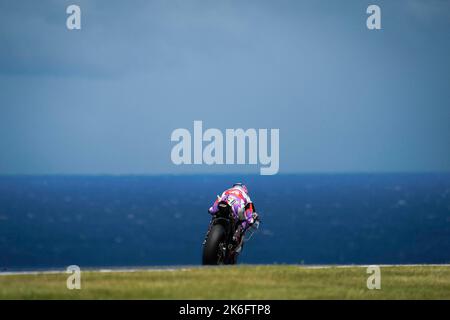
202, 224, 226, 265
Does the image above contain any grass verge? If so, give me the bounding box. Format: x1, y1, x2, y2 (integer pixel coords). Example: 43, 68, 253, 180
1, 265, 449, 299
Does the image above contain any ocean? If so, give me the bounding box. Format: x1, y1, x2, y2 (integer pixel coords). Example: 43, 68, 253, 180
0, 174, 449, 270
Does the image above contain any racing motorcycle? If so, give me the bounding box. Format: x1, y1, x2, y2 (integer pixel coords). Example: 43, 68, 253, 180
202, 200, 260, 265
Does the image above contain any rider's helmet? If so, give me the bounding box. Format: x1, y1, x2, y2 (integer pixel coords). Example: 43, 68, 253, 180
232, 182, 248, 194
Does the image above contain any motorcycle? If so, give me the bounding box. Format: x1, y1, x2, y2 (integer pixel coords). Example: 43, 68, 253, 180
202, 200, 260, 265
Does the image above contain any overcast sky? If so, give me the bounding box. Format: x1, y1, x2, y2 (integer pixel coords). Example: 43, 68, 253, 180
0, 0, 449, 174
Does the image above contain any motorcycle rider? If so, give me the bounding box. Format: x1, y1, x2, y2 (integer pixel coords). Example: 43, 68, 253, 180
208, 183, 259, 250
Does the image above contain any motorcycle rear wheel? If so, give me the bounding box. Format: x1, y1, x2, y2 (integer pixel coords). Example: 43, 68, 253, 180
202, 224, 226, 265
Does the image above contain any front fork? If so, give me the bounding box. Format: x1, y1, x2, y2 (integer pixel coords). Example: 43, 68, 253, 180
202, 215, 234, 245
202, 218, 244, 261
203, 218, 238, 245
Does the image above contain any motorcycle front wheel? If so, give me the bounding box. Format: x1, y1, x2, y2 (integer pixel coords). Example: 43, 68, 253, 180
202, 224, 226, 265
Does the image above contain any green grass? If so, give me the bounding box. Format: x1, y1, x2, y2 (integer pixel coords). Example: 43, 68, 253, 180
1, 265, 449, 299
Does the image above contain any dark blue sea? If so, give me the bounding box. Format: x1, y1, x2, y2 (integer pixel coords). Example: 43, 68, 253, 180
0, 174, 449, 270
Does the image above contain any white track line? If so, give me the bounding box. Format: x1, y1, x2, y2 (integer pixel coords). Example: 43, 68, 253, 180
0, 264, 449, 276
0, 268, 191, 276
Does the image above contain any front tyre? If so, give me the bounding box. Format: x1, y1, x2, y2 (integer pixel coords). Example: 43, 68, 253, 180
202, 224, 226, 265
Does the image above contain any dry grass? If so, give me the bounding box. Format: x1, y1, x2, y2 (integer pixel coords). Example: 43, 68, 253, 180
1, 265, 449, 299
